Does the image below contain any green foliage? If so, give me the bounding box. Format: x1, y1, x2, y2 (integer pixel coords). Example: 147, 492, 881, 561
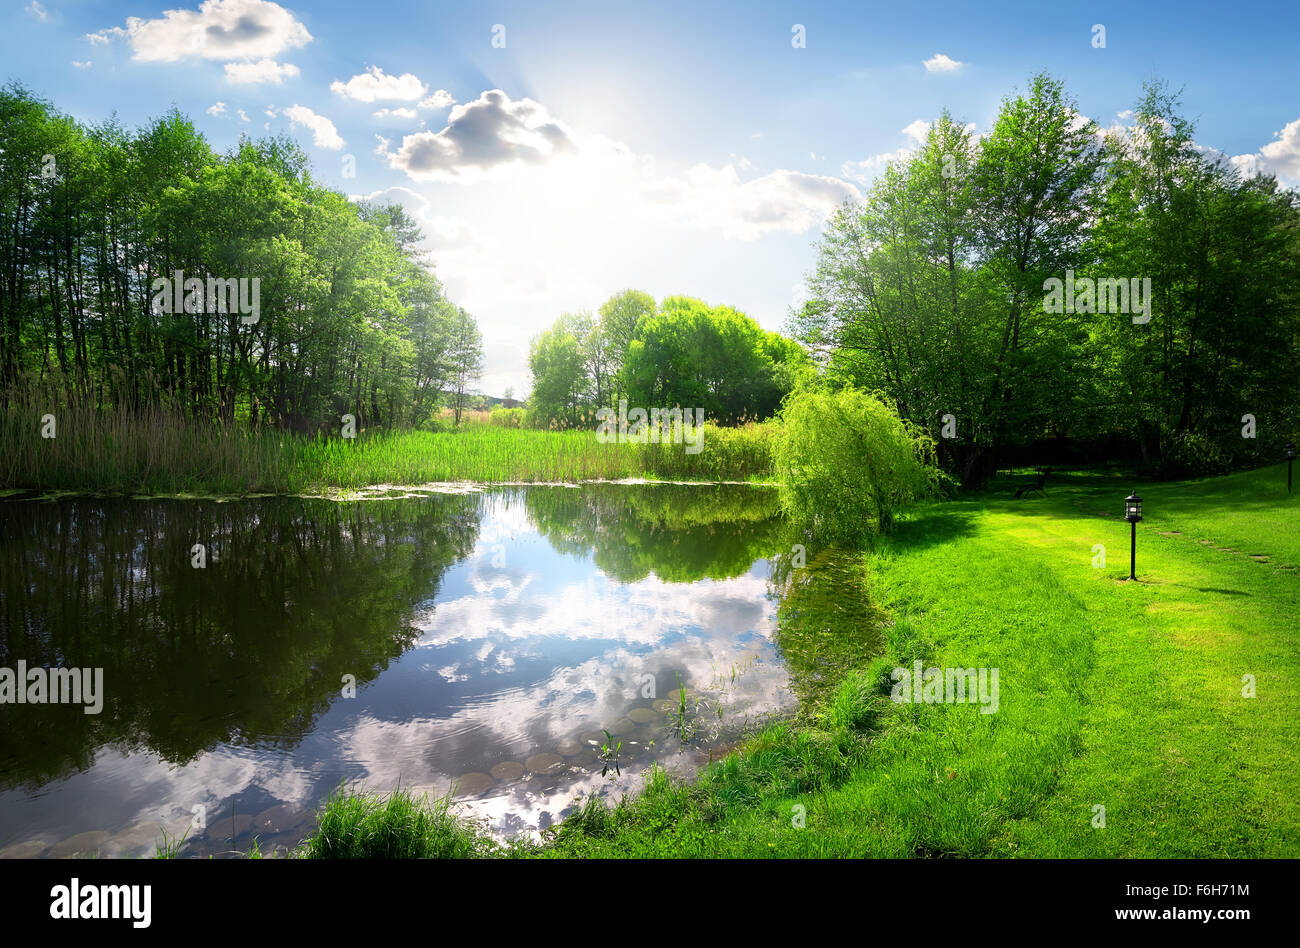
0, 83, 483, 433
773, 387, 938, 543
528, 316, 591, 427
621, 296, 812, 424
524, 482, 786, 583
445, 307, 485, 426
1158, 430, 1232, 477
488, 406, 526, 428
1089, 82, 1300, 473
795, 72, 1300, 482
528, 291, 811, 429
823, 667, 887, 733
632, 421, 777, 480
301, 784, 499, 859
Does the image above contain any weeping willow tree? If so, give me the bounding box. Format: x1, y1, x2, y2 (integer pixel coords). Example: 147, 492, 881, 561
773, 386, 939, 544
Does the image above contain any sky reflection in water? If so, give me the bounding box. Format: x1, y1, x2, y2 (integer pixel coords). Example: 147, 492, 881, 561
0, 484, 797, 856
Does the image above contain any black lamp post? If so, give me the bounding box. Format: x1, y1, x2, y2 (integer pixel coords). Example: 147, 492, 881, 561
1124, 490, 1143, 581
1287, 441, 1296, 495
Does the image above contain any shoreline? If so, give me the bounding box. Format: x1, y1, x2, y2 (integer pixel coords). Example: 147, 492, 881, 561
0, 477, 782, 503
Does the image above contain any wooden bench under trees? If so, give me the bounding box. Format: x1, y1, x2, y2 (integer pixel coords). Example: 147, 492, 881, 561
1014, 467, 1052, 499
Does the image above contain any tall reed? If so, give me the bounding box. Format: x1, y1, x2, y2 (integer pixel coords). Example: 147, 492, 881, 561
1, 391, 776, 494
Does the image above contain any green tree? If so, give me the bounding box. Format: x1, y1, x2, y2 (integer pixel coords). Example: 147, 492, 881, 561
597, 288, 655, 401
622, 296, 807, 422
445, 306, 483, 425
1091, 82, 1300, 470
774, 386, 938, 543
528, 315, 589, 427
0, 85, 485, 435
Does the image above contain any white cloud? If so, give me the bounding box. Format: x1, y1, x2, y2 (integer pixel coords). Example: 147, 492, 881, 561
840, 118, 980, 185
72, 60, 93, 70
373, 107, 418, 120
350, 185, 428, 214
206, 101, 228, 117
840, 149, 912, 184
1231, 117, 1300, 186
282, 105, 344, 150
26, 2, 48, 22
87, 0, 312, 63
902, 119, 932, 144
653, 165, 859, 240
382, 89, 860, 241
236, 108, 250, 122
224, 58, 299, 85
331, 65, 427, 103
351, 187, 482, 255
419, 90, 456, 110
382, 89, 576, 183
923, 53, 965, 73
1065, 109, 1093, 134
421, 216, 480, 252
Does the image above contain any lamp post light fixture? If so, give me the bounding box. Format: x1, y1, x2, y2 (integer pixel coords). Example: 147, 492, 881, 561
1287, 441, 1296, 495
1124, 490, 1143, 581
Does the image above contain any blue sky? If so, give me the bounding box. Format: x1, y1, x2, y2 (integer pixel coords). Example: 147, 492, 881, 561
6, 0, 1299, 396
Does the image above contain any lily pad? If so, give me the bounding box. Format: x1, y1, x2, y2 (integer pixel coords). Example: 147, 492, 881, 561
452, 772, 494, 796
524, 752, 565, 775
490, 761, 525, 781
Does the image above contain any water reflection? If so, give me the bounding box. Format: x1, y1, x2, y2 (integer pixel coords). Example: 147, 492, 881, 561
0, 484, 811, 856
768, 545, 888, 710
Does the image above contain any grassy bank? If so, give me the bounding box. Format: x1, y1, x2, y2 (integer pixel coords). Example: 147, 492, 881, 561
1, 401, 776, 494
297, 462, 1299, 857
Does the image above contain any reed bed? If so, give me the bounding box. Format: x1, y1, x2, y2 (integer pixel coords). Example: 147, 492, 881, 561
0, 396, 776, 495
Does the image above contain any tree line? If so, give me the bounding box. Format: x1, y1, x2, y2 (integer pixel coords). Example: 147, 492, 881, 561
529, 290, 812, 427
0, 83, 482, 432
794, 74, 1300, 484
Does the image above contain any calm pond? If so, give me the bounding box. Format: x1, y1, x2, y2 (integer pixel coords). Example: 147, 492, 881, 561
0, 483, 882, 857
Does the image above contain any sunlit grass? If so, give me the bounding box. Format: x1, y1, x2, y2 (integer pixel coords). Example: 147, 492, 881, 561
284, 422, 776, 489
299, 784, 531, 859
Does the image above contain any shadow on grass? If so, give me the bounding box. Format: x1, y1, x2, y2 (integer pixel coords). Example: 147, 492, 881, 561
889, 504, 980, 551
1177, 585, 1251, 597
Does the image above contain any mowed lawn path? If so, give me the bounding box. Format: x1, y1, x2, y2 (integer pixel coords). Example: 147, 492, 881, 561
838, 465, 1300, 857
